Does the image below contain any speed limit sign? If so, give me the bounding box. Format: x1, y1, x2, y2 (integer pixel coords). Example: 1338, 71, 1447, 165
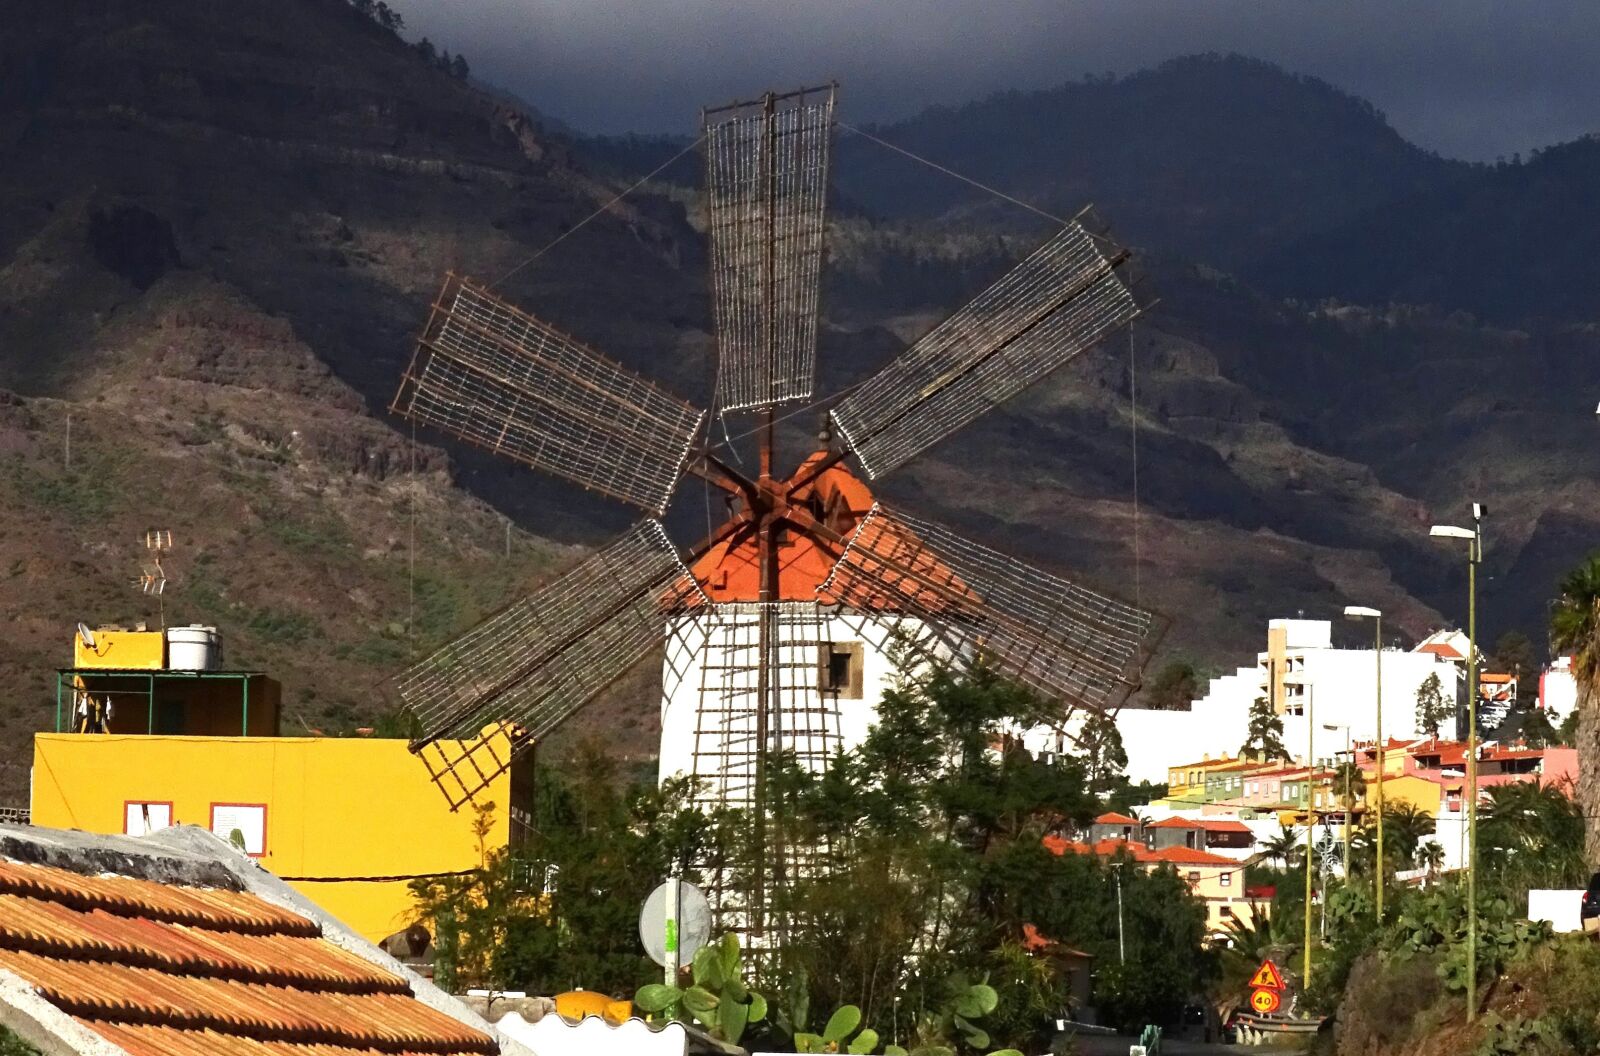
1250, 988, 1281, 1015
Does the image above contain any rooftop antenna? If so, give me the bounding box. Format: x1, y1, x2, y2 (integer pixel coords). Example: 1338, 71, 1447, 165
386, 81, 1161, 966
139, 529, 172, 629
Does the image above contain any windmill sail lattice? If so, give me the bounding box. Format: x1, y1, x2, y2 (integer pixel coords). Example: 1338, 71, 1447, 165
704, 86, 835, 413
389, 80, 1161, 953
830, 219, 1138, 479
819, 504, 1163, 718
393, 520, 707, 806
395, 275, 705, 514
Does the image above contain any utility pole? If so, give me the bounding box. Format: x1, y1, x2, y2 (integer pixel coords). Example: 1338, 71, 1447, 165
1428, 506, 1486, 1023
1344, 605, 1384, 919
1303, 694, 1314, 993
1465, 506, 1481, 1022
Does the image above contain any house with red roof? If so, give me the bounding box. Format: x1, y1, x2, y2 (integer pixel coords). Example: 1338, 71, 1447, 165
1044, 829, 1266, 937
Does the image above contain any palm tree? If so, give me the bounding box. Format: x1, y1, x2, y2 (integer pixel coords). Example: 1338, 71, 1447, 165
1261, 823, 1300, 870
1381, 803, 1436, 869
1416, 839, 1446, 884
1477, 780, 1586, 890
1551, 554, 1600, 862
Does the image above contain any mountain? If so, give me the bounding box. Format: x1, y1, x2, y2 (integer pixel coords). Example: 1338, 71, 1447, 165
1249, 135, 1600, 324
0, 0, 697, 797
826, 54, 1464, 269
2, 7, 1597, 804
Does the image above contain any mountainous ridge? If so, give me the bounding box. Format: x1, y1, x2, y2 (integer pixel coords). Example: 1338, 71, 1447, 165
1, 4, 1597, 803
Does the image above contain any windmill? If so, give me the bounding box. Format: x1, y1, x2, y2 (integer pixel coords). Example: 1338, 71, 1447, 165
388, 84, 1163, 948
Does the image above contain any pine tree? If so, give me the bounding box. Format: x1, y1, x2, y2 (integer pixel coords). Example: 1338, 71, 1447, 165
1081, 711, 1128, 795
1239, 696, 1288, 761
1414, 672, 1449, 737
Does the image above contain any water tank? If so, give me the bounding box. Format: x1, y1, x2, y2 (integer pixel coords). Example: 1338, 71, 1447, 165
166, 625, 223, 671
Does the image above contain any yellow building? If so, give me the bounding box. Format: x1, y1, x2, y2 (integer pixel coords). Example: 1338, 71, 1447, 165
31, 730, 519, 943
1165, 755, 1248, 803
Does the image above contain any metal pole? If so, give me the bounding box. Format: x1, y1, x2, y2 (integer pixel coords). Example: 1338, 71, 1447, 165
1342, 726, 1351, 884
1303, 694, 1314, 993
1465, 516, 1480, 1022
1375, 614, 1385, 922
55, 673, 62, 733
1115, 865, 1126, 965
664, 876, 681, 986
242, 675, 251, 736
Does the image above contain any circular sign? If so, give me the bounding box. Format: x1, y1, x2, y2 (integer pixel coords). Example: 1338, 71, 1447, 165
1250, 988, 1281, 1015
639, 880, 712, 968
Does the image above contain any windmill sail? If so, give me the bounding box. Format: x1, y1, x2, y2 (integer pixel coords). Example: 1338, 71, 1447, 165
704, 85, 835, 413
394, 274, 706, 514
829, 220, 1138, 479
818, 504, 1162, 718
394, 521, 707, 803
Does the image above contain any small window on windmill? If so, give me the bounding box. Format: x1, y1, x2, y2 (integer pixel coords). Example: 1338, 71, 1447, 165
819, 641, 864, 699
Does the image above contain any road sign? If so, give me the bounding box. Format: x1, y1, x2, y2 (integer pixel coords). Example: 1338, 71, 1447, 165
1250, 988, 1282, 1015
639, 880, 711, 971
1249, 958, 1286, 991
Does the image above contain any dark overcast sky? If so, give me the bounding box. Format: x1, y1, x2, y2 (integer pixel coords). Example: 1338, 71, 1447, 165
401, 0, 1597, 161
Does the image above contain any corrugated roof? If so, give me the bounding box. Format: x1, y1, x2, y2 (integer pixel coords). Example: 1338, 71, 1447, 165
0, 859, 496, 1056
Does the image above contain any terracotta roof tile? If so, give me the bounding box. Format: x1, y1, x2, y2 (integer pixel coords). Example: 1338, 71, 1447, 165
0, 860, 497, 1055
1149, 847, 1238, 867
1093, 812, 1141, 826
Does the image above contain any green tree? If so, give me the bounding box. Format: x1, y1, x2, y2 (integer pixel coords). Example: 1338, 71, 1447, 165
1260, 823, 1300, 868
1414, 672, 1450, 738
1550, 553, 1600, 862
1146, 661, 1200, 711
1240, 696, 1288, 761
1477, 781, 1586, 899
409, 740, 729, 997
770, 664, 1211, 1042
1079, 711, 1128, 795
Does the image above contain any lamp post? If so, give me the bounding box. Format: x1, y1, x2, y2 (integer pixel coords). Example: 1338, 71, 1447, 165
1303, 691, 1314, 993
1431, 505, 1484, 1023
1343, 605, 1383, 920
1323, 722, 1352, 885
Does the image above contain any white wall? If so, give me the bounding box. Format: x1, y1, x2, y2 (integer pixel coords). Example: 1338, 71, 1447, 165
1529, 889, 1585, 933
658, 605, 924, 803
1540, 660, 1578, 720
1056, 644, 1462, 786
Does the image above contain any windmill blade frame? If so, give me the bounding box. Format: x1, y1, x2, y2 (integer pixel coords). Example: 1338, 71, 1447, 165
704, 84, 835, 414
813, 503, 1165, 719
393, 520, 710, 804
829, 216, 1140, 480
394, 273, 707, 515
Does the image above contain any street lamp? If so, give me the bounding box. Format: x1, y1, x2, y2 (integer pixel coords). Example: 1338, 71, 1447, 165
1430, 505, 1485, 1023
1343, 604, 1384, 921
1323, 722, 1352, 886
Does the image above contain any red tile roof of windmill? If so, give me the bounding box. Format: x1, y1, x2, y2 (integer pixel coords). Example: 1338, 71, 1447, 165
1094, 812, 1141, 826
687, 452, 975, 609
0, 859, 496, 1056
1480, 672, 1514, 683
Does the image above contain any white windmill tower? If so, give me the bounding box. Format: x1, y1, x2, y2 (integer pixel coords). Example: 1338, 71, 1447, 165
388, 83, 1163, 949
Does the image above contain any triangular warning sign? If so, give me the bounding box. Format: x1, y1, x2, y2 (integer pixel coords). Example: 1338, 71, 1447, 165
1249, 959, 1286, 990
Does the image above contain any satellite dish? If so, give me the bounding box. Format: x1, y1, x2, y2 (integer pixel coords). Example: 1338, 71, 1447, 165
639, 880, 711, 969
77, 623, 96, 650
